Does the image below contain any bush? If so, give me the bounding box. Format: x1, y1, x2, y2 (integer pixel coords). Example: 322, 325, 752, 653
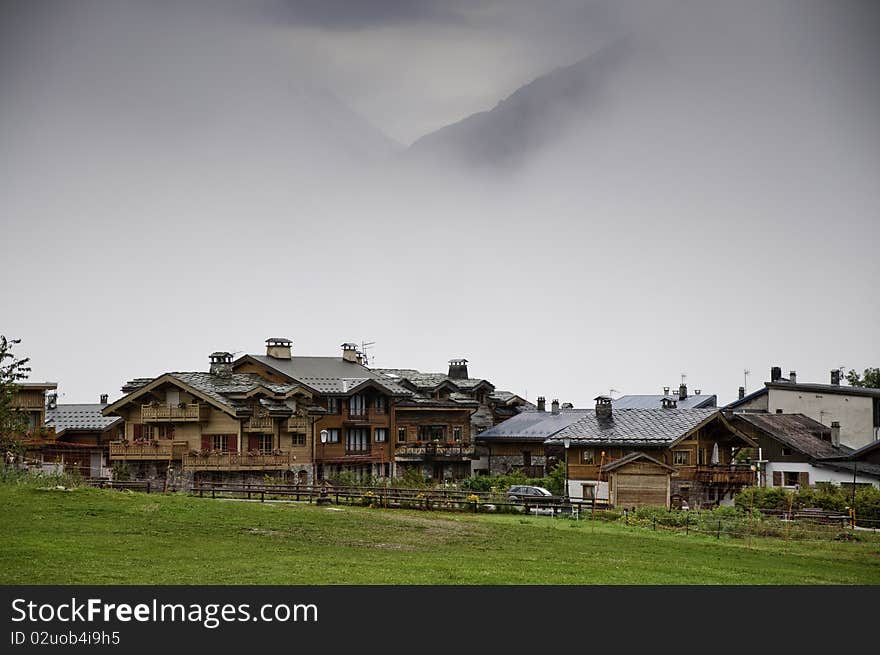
736, 484, 880, 525
460, 464, 563, 496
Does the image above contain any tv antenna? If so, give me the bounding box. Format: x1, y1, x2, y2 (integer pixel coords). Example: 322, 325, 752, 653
360, 341, 376, 366
743, 369, 750, 392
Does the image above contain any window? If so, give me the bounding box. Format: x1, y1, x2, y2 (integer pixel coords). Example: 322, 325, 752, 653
581, 484, 596, 500
673, 450, 690, 466
326, 428, 340, 443
374, 397, 387, 413
397, 427, 407, 443
145, 425, 175, 440
698, 448, 706, 465
783, 471, 800, 487
257, 434, 273, 452
349, 394, 367, 416
212, 435, 229, 452
327, 398, 341, 414
581, 449, 595, 465
418, 425, 446, 441
375, 428, 388, 443
452, 426, 462, 442
291, 433, 306, 446
781, 447, 792, 456
346, 428, 370, 452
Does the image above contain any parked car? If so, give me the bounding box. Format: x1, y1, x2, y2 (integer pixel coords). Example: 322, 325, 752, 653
507, 485, 558, 503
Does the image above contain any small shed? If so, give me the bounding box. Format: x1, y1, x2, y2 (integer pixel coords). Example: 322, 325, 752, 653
601, 452, 676, 509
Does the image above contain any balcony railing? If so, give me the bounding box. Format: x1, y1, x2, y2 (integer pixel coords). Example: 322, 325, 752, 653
287, 417, 309, 432
243, 415, 274, 432
344, 410, 370, 422
110, 441, 173, 460
183, 452, 295, 471
141, 403, 207, 422
395, 443, 475, 460
345, 446, 372, 455
694, 465, 756, 485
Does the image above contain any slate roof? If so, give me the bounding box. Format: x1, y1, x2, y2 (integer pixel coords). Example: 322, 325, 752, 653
727, 413, 848, 460
547, 408, 718, 446
614, 394, 717, 409
45, 404, 122, 433
373, 368, 493, 393
244, 356, 412, 396
476, 410, 591, 442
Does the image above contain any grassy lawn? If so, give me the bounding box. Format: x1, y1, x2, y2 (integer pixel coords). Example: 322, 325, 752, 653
2, 484, 879, 584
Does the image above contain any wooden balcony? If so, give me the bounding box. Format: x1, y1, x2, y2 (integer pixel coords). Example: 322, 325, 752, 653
141, 403, 207, 422
694, 466, 756, 485
183, 452, 296, 471
395, 443, 475, 461
243, 415, 274, 432
287, 417, 309, 432
110, 441, 173, 460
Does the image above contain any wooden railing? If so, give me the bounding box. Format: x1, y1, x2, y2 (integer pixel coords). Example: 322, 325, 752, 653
243, 415, 273, 432
694, 466, 755, 485
141, 403, 206, 422
183, 452, 295, 470
395, 443, 475, 459
287, 417, 309, 432
109, 441, 173, 460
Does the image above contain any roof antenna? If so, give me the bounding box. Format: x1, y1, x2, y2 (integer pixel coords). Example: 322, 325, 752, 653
360, 341, 376, 366
743, 369, 750, 392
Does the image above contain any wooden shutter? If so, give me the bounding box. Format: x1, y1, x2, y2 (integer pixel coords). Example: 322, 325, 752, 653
166, 424, 175, 440
248, 435, 259, 451
798, 471, 810, 487
133, 424, 143, 440
201, 435, 211, 451
772, 471, 782, 487
228, 434, 238, 453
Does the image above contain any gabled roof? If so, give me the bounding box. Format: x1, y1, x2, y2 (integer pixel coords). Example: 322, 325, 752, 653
547, 408, 721, 447
238, 355, 413, 396
373, 368, 495, 394
45, 404, 122, 434
600, 451, 677, 473
477, 410, 591, 442
727, 413, 848, 460
614, 394, 717, 409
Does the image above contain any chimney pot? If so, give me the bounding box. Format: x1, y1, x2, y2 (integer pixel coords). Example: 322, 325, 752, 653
209, 351, 233, 378
678, 384, 688, 401
266, 337, 292, 360
771, 366, 782, 382
830, 421, 841, 447
595, 395, 613, 419
663, 386, 670, 396
100, 393, 108, 404
789, 371, 797, 384
738, 386, 745, 400
447, 358, 469, 380
341, 343, 359, 363
536, 397, 546, 412
661, 396, 677, 409
551, 399, 560, 415
830, 369, 840, 386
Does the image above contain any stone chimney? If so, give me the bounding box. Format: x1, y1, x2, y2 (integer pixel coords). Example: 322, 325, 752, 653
341, 343, 359, 363
771, 366, 782, 382
678, 383, 688, 401
738, 386, 745, 400
551, 399, 560, 415
831, 369, 841, 386
46, 392, 58, 410
447, 358, 469, 380
595, 396, 612, 419
536, 396, 546, 412
789, 370, 797, 384
561, 402, 574, 409
663, 386, 670, 396
830, 421, 841, 447
210, 352, 233, 378
661, 396, 677, 409
100, 393, 108, 404
266, 337, 292, 360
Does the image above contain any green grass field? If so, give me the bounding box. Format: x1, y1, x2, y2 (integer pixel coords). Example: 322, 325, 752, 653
3, 484, 880, 584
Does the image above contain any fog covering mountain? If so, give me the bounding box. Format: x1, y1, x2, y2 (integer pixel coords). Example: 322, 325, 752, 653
407, 39, 634, 168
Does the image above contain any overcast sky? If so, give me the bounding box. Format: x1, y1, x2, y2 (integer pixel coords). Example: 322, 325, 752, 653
2, 0, 879, 407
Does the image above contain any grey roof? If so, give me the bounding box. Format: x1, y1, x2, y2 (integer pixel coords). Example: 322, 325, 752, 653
45, 404, 122, 433
813, 460, 880, 480
547, 408, 718, 446
373, 368, 494, 393
765, 381, 880, 399
244, 355, 412, 396
614, 394, 717, 409
728, 413, 849, 460
477, 409, 591, 442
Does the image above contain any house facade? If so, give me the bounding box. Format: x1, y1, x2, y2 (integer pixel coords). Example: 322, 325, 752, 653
103, 352, 320, 487
234, 340, 478, 481
546, 396, 757, 509
726, 367, 880, 450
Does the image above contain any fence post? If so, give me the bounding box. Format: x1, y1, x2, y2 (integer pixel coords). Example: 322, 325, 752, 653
261, 490, 265, 503
716, 519, 721, 539
653, 516, 657, 531
685, 513, 689, 536
146, 481, 151, 494
212, 488, 215, 499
